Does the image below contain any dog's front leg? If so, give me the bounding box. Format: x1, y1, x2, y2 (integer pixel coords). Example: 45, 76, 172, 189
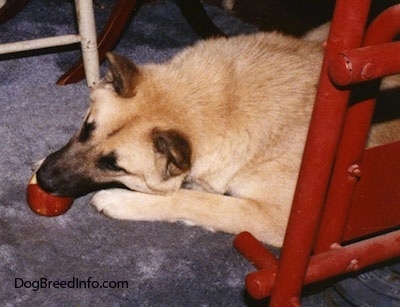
91, 188, 286, 246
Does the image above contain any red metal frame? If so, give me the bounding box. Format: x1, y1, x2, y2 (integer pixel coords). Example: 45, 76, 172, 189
234, 0, 400, 305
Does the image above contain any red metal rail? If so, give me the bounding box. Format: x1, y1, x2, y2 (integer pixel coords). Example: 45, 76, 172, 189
315, 3, 400, 252
234, 1, 400, 305
235, 230, 400, 300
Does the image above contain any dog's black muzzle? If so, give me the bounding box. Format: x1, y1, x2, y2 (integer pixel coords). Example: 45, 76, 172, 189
36, 149, 98, 197
36, 144, 126, 198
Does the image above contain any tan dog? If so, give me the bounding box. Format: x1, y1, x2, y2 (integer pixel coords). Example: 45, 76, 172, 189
37, 31, 399, 247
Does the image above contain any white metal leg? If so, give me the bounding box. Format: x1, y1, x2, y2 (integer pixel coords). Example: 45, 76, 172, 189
0, 35, 81, 54
75, 0, 100, 87
0, 0, 100, 87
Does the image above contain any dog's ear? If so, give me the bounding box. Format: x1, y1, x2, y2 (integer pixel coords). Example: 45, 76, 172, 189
152, 129, 192, 178
105, 52, 140, 98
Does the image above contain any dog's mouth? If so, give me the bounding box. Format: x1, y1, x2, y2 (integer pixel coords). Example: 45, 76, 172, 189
37, 174, 129, 198
35, 160, 129, 198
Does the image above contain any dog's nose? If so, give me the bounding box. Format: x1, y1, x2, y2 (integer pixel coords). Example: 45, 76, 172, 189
36, 161, 60, 194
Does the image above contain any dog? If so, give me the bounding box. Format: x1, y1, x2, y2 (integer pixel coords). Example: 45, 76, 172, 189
36, 31, 399, 247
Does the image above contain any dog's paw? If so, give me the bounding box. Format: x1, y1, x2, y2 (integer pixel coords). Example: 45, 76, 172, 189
90, 189, 134, 219
90, 189, 167, 221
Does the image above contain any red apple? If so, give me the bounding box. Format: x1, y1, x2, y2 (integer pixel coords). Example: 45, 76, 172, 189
26, 173, 74, 217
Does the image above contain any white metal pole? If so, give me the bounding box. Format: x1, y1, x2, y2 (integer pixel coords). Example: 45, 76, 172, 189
74, 0, 100, 87
0, 35, 81, 55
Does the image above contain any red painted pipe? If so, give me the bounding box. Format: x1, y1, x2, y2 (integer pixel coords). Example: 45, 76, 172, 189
235, 1, 400, 304
233, 232, 278, 270
329, 4, 400, 87
329, 41, 400, 87
315, 3, 400, 253
246, 230, 400, 300
364, 4, 400, 44
269, 1, 372, 305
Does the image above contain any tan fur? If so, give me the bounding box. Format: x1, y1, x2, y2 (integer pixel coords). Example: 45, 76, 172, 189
38, 31, 400, 247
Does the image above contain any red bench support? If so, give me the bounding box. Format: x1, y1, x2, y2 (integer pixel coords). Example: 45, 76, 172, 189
235, 1, 400, 305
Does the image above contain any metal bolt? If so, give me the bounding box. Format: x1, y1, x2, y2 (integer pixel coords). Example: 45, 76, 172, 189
361, 62, 377, 80
347, 259, 360, 271
348, 164, 361, 178
329, 242, 342, 250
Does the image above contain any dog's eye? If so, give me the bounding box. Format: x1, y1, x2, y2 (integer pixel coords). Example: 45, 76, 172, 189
79, 121, 96, 142
97, 153, 126, 172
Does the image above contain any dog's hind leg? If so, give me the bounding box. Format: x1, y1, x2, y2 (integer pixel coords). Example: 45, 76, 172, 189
90, 188, 286, 247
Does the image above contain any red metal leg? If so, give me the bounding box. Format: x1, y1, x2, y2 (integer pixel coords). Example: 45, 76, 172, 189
315, 4, 400, 253
245, 230, 400, 300
269, 1, 371, 305
329, 41, 400, 87
235, 1, 400, 304
364, 4, 400, 44
233, 232, 278, 270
